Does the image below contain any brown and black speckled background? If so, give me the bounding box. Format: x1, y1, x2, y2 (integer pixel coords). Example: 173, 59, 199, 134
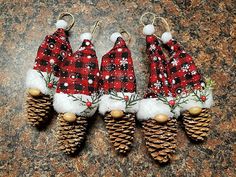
0, 0, 236, 176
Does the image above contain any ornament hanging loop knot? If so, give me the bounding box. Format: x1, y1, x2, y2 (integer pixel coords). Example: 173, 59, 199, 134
140, 12, 156, 26
57, 12, 75, 31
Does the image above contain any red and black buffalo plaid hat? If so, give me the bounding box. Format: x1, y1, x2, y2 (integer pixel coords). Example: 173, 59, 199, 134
161, 32, 205, 97
26, 20, 73, 95
33, 26, 72, 78
145, 34, 171, 98
99, 36, 136, 94
56, 39, 99, 95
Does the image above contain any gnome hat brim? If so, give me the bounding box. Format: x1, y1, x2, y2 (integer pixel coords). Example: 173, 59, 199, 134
26, 69, 57, 95
53, 92, 98, 117
99, 92, 139, 115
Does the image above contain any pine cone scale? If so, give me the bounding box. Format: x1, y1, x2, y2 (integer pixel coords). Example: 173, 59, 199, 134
142, 118, 177, 163
104, 112, 135, 154
183, 108, 212, 141
56, 114, 88, 154
26, 94, 52, 126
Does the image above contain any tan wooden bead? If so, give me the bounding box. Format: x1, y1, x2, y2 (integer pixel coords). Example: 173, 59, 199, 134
28, 88, 41, 97
189, 107, 202, 116
154, 114, 169, 123
110, 110, 124, 119
63, 112, 77, 122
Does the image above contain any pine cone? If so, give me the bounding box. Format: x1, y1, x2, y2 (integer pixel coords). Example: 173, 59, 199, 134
142, 118, 177, 163
104, 112, 135, 154
26, 94, 52, 126
56, 113, 88, 155
183, 108, 212, 141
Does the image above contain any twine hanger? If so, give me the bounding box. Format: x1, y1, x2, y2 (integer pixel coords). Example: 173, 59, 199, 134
120, 29, 132, 45
57, 12, 75, 31
91, 20, 101, 36
140, 12, 171, 33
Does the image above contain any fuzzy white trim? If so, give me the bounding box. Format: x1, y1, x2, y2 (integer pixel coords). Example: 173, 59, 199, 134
53, 93, 98, 117
98, 92, 139, 115
136, 97, 180, 121
143, 24, 155, 35
161, 32, 172, 44
80, 32, 92, 41
25, 69, 56, 95
110, 32, 122, 43
180, 89, 214, 112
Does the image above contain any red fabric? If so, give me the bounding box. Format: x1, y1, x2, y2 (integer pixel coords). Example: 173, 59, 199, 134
145, 35, 170, 98
33, 28, 72, 77
164, 39, 204, 97
56, 40, 99, 95
99, 37, 136, 94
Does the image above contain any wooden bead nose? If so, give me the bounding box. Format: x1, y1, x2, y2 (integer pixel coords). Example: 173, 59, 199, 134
154, 114, 169, 123
188, 107, 202, 116
28, 88, 41, 97
110, 110, 124, 119
63, 112, 77, 122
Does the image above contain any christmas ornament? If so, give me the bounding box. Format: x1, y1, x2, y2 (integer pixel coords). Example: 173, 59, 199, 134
53, 23, 100, 154
160, 19, 214, 141
98, 32, 139, 154
25, 13, 74, 127
137, 13, 182, 163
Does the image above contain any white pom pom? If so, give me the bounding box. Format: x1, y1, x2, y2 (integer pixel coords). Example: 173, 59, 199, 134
80, 32, 92, 41
110, 32, 122, 43
161, 32, 172, 44
143, 24, 155, 35
55, 20, 68, 29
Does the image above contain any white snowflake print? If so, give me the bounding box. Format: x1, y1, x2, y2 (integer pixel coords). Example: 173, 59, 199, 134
154, 81, 162, 89
171, 59, 178, 66
153, 56, 158, 61
182, 64, 190, 72
168, 91, 173, 97
78, 47, 85, 51
164, 80, 169, 86
150, 44, 156, 51
120, 57, 128, 66
99, 88, 105, 95
191, 70, 197, 75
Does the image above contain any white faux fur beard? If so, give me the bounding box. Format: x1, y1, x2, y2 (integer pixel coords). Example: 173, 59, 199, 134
136, 97, 180, 121
98, 92, 139, 115
25, 69, 57, 95
180, 89, 214, 112
53, 93, 98, 117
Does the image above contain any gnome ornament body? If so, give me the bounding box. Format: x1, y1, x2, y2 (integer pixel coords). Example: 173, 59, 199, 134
137, 25, 181, 163
25, 20, 72, 126
161, 31, 214, 141
98, 33, 139, 154
53, 33, 100, 154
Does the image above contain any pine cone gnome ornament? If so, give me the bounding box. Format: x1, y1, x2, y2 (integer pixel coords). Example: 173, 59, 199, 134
53, 32, 100, 154
98, 32, 140, 154
25, 13, 74, 127
137, 15, 181, 163
161, 27, 214, 141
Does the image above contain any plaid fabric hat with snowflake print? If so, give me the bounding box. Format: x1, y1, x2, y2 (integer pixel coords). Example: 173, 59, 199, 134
26, 21, 72, 95
161, 31, 214, 112
99, 37, 136, 93
98, 33, 139, 115
137, 29, 180, 121
145, 35, 170, 97
53, 33, 100, 117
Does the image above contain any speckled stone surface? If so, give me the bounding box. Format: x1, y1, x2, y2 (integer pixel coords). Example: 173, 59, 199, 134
0, 0, 236, 176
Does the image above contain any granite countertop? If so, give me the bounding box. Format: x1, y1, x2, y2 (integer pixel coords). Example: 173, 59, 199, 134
0, 0, 235, 176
